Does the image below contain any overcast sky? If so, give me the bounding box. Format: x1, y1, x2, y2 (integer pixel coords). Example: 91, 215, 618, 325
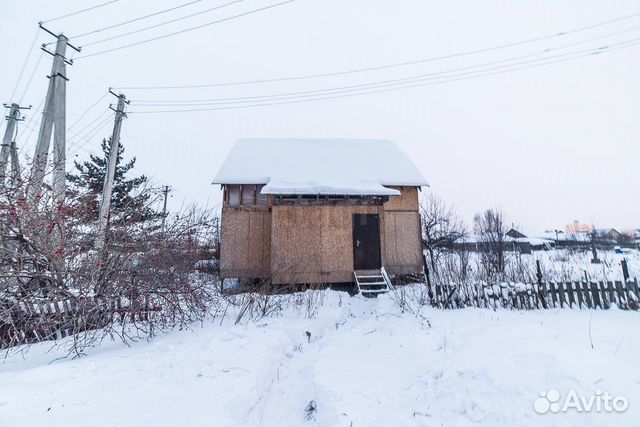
1, 0, 638, 231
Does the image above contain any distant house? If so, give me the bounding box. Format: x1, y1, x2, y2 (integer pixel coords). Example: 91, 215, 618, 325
593, 228, 625, 244
504, 228, 555, 252
212, 139, 428, 291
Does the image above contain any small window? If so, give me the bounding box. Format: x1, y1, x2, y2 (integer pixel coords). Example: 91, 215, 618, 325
228, 185, 240, 206
241, 185, 256, 205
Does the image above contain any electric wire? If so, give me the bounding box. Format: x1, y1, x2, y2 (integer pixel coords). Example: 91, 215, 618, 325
114, 10, 640, 90
127, 39, 640, 113
77, 0, 299, 59
131, 27, 640, 106
68, 92, 109, 130
10, 29, 40, 101
67, 114, 114, 156
18, 52, 45, 105
42, 0, 122, 24
79, 0, 245, 46
71, 0, 207, 39
132, 39, 640, 107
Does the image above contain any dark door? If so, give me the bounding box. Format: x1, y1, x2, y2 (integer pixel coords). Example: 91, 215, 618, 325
353, 214, 382, 270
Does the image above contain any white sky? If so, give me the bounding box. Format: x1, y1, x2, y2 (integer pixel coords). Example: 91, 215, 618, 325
1, 0, 638, 231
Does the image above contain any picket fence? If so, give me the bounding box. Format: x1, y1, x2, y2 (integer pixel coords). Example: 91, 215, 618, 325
427, 279, 639, 311
1, 297, 159, 349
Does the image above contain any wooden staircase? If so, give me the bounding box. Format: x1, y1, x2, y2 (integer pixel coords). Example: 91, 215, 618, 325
353, 267, 393, 296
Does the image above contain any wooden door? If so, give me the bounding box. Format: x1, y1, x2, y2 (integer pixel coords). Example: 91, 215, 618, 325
352, 214, 381, 270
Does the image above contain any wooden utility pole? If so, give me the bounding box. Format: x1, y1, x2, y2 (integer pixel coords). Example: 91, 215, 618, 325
95, 92, 128, 250
0, 104, 21, 183
161, 185, 171, 233
27, 24, 80, 206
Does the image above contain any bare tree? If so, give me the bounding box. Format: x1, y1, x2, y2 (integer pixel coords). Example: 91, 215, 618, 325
473, 207, 507, 275
419, 194, 464, 271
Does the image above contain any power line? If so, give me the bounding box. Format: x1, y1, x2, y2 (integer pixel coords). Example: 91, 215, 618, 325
19, 52, 45, 105
81, 0, 245, 47
67, 114, 114, 156
77, 0, 299, 59
127, 39, 640, 113
84, 0, 246, 48
42, 0, 122, 24
10, 29, 40, 101
72, 0, 207, 39
68, 92, 109, 130
114, 10, 640, 90
67, 109, 112, 141
130, 27, 640, 106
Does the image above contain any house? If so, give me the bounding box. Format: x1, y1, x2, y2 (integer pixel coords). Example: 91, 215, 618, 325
593, 228, 625, 244
504, 228, 556, 252
212, 139, 428, 289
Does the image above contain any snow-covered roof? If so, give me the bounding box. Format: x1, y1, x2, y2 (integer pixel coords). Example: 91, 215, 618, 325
262, 178, 400, 196
505, 235, 555, 246
212, 139, 428, 196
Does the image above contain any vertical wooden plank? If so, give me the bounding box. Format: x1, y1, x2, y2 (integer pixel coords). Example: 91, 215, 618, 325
566, 282, 576, 308
606, 281, 616, 308
591, 282, 601, 309
614, 281, 626, 310
575, 281, 584, 309
549, 282, 558, 308
626, 279, 639, 310
557, 282, 565, 308
582, 282, 592, 309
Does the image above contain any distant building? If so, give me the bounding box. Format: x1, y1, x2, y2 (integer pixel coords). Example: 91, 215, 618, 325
566, 221, 592, 234
504, 228, 555, 252
593, 228, 625, 244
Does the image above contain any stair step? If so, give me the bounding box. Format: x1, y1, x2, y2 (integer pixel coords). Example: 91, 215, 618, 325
354, 267, 392, 296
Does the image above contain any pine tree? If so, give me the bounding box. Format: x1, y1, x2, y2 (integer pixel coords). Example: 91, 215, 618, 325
67, 138, 159, 225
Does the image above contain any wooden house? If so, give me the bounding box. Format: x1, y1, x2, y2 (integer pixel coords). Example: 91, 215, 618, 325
212, 139, 428, 293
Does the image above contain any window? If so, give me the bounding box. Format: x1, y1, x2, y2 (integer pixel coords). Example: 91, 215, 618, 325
228, 186, 241, 206
241, 185, 256, 205
226, 185, 267, 207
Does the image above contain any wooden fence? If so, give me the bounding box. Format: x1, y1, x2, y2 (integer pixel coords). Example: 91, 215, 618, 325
428, 279, 639, 311
1, 297, 160, 349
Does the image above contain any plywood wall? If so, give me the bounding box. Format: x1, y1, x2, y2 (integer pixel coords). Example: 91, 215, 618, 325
220, 208, 271, 278
271, 205, 383, 284
384, 186, 420, 211
219, 186, 423, 284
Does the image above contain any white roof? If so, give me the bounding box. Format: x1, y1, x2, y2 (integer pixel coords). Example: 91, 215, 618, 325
212, 139, 427, 195
263, 178, 400, 196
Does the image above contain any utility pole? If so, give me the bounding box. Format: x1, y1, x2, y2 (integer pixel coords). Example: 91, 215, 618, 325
27, 23, 80, 206
1, 103, 30, 191
95, 92, 128, 251
0, 104, 21, 183
161, 185, 171, 233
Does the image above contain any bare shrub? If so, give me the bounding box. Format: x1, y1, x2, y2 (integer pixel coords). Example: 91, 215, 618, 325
1, 165, 220, 356
474, 207, 507, 277
420, 193, 464, 271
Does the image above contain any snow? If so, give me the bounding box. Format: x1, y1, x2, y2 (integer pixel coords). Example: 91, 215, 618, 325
261, 177, 400, 196
2, 288, 639, 427
211, 139, 428, 195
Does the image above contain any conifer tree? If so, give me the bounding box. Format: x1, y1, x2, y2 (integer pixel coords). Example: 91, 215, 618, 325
67, 138, 159, 225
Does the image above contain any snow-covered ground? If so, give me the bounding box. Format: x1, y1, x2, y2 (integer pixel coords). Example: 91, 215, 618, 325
1, 288, 639, 427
